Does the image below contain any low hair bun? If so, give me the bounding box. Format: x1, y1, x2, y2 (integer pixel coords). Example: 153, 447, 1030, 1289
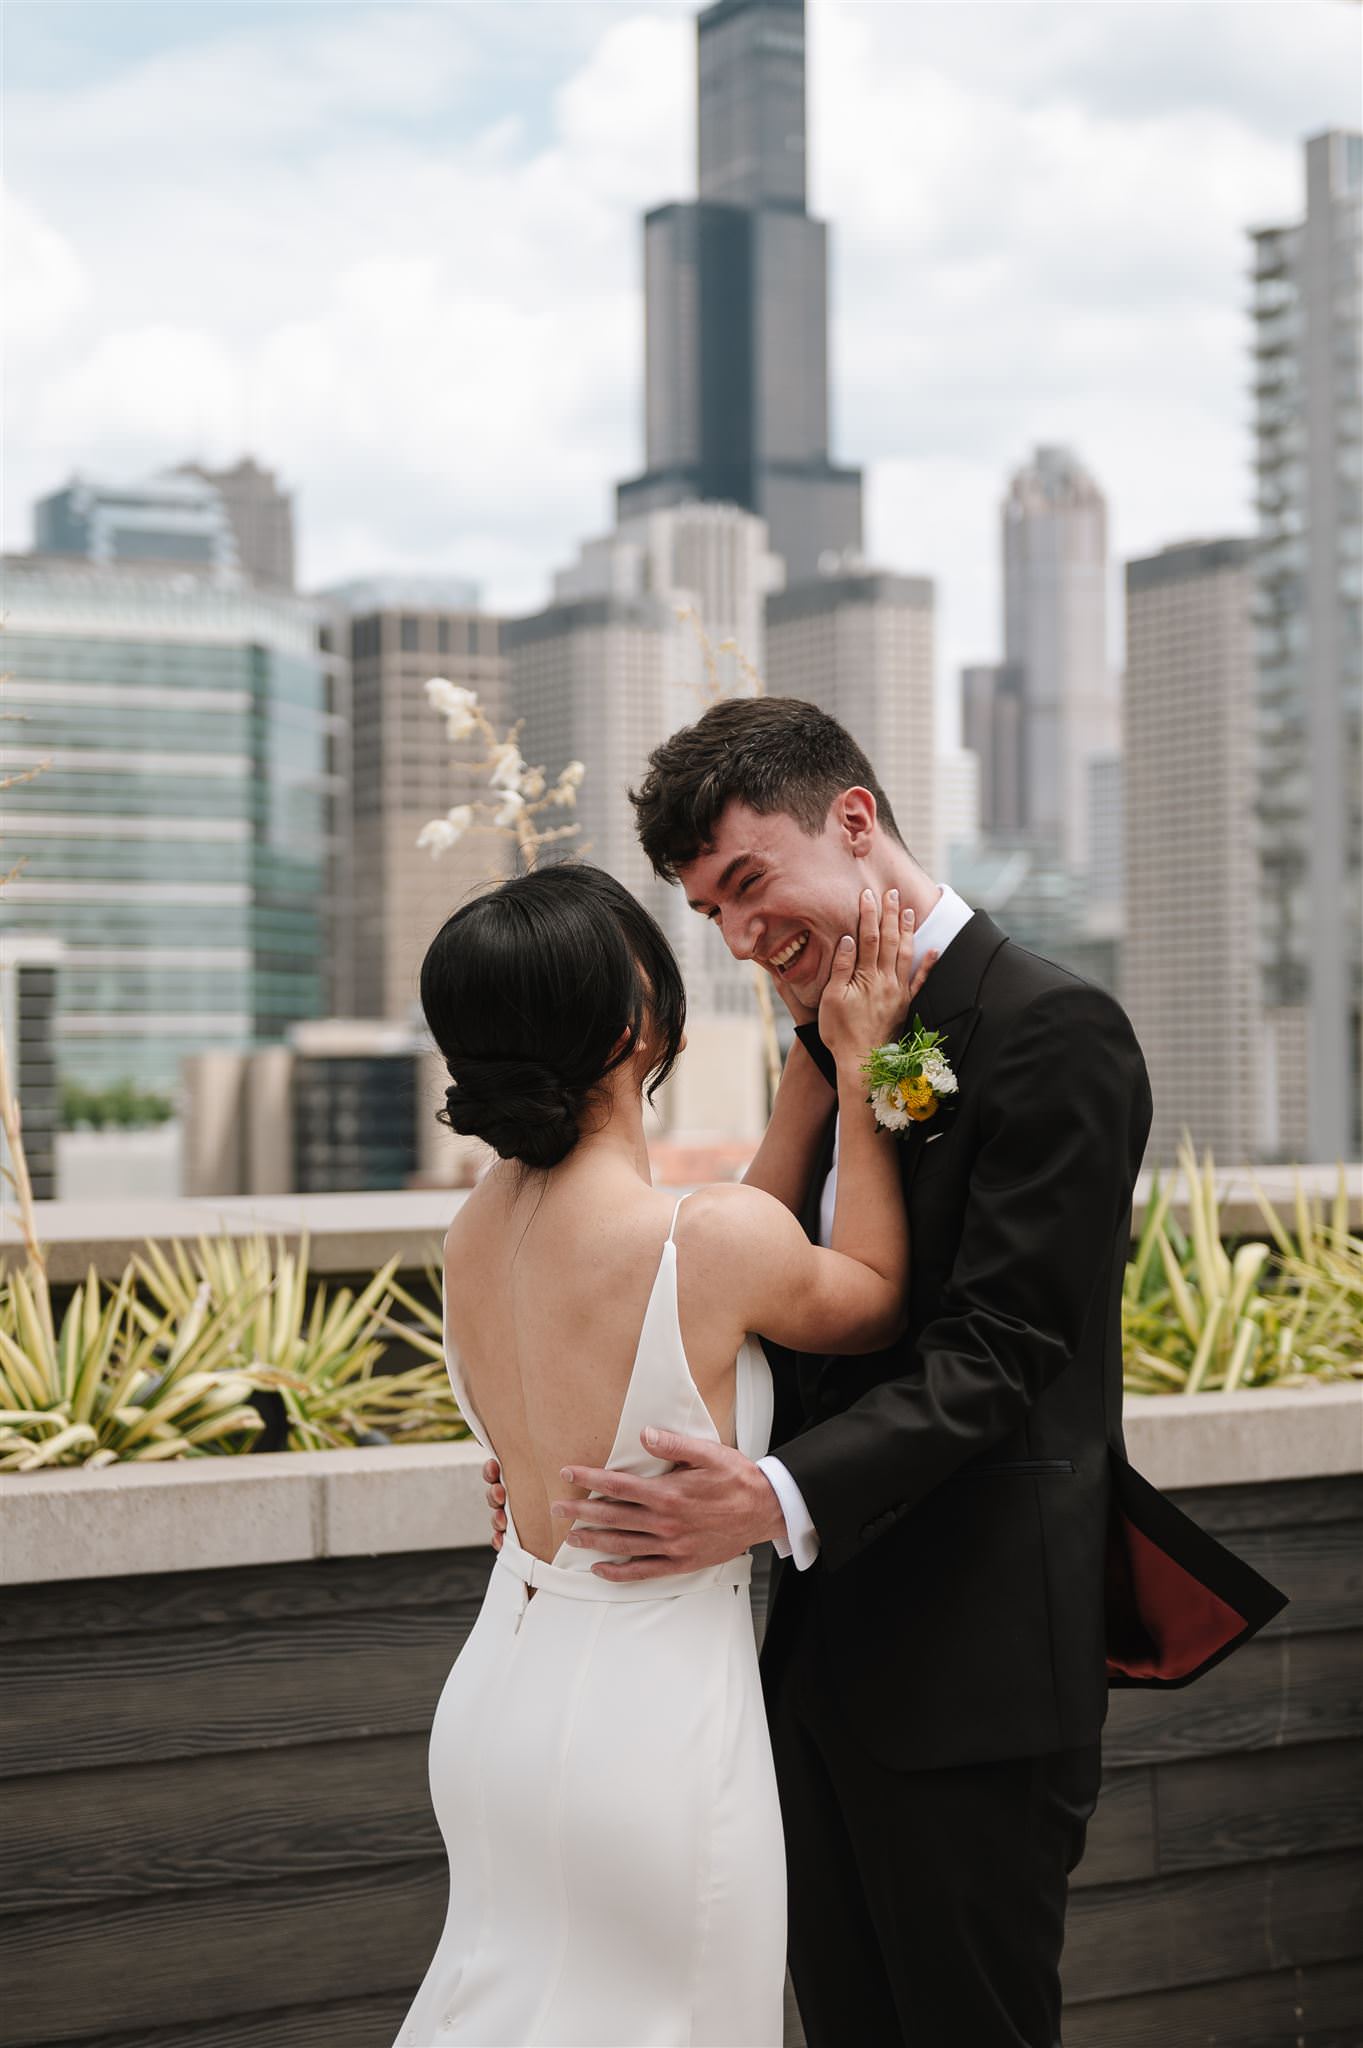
420, 865, 686, 1177
440, 1057, 582, 1170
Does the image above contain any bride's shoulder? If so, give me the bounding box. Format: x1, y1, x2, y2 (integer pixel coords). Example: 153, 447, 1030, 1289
678, 1182, 801, 1260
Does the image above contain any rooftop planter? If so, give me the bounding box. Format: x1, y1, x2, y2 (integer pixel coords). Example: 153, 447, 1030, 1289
1, 1383, 1358, 1588
1, 1383, 1358, 2048
4, 1166, 1360, 1287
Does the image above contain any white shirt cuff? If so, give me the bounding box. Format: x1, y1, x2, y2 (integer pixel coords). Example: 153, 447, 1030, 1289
755, 1455, 821, 1570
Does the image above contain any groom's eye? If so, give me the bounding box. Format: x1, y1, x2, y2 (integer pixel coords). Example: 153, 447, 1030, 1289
737, 872, 761, 895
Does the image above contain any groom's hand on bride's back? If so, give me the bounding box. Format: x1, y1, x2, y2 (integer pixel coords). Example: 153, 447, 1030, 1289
552, 1430, 788, 1580
483, 1457, 507, 1550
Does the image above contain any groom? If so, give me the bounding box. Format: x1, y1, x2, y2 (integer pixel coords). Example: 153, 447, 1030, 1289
481, 698, 1260, 2045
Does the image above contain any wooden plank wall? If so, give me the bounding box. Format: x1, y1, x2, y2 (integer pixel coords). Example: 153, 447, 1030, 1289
0, 1475, 1358, 2048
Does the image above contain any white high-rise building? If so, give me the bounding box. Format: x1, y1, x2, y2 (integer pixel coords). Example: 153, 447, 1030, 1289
518, 502, 785, 1016
1123, 539, 1257, 1165
506, 594, 668, 913
764, 571, 937, 872
934, 748, 981, 883
1251, 129, 1362, 1161
1002, 446, 1117, 873
1086, 754, 1123, 915
961, 661, 1025, 836
317, 579, 509, 1026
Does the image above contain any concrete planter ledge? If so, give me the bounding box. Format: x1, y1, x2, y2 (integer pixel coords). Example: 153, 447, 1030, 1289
0, 1440, 488, 1588
7, 1165, 1360, 1286
2, 1384, 1359, 1590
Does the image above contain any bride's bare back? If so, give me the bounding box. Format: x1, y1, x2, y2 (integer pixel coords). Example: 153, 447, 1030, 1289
444, 1159, 746, 1564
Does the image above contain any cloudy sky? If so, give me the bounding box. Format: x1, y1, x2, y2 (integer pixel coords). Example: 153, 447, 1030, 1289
6, 0, 1359, 737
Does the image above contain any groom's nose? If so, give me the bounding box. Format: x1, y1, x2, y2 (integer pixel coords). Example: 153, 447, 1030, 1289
722, 910, 760, 961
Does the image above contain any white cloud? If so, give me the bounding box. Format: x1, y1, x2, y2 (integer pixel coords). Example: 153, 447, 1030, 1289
2, 182, 88, 353
3, 0, 1356, 731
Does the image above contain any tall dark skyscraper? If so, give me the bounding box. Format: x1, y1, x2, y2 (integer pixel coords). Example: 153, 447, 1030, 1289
616, 0, 863, 584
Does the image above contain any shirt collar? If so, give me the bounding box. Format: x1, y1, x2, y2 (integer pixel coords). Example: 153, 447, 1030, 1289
910, 883, 974, 973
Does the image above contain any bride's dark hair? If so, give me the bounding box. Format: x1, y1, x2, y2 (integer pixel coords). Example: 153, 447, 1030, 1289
420, 862, 687, 1172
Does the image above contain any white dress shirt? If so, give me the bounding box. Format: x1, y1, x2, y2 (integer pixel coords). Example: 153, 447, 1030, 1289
755, 884, 977, 1569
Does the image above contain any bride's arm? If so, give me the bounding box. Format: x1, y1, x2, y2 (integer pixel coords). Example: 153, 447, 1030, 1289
740, 1033, 835, 1214
702, 890, 920, 1356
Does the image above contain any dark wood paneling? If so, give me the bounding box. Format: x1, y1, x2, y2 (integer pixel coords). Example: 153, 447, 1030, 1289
2, 1862, 449, 2046
1073, 1739, 1363, 1899
0, 1734, 440, 1916
1, 1477, 1358, 2046
73, 1993, 410, 2048
1168, 1474, 1362, 1534
1155, 1737, 1363, 1873
1103, 1630, 1363, 1769
1, 1605, 463, 1781
0, 1548, 495, 1649
1063, 1849, 1363, 2005
1212, 1513, 1363, 1636
1071, 1765, 1157, 1889
1064, 1957, 1363, 2048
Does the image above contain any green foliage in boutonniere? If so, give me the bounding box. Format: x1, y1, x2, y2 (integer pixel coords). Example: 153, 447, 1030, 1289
860, 1018, 959, 1134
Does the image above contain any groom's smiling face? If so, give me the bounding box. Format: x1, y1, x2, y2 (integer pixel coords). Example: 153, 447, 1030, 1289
676, 793, 876, 1008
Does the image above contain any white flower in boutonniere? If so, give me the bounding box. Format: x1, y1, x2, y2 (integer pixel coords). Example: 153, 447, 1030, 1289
860, 1019, 958, 1134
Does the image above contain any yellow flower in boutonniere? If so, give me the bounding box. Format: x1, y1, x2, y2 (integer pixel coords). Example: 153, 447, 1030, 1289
861, 1020, 959, 1136
897, 1075, 938, 1121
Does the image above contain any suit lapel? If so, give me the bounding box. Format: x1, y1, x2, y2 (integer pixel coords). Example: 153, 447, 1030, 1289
896, 912, 1007, 1192
901, 1002, 981, 1193
910, 910, 1009, 1038
794, 912, 1010, 1411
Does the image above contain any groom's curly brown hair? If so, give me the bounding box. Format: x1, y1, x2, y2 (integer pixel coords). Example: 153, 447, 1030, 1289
630, 696, 908, 883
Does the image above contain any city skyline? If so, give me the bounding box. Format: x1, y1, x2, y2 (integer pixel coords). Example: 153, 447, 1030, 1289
6, 1, 1358, 736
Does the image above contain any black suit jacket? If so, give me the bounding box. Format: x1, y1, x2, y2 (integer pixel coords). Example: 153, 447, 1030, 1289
761, 912, 1283, 1772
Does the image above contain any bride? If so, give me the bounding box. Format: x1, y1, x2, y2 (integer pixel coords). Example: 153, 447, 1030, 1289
394, 861, 928, 2048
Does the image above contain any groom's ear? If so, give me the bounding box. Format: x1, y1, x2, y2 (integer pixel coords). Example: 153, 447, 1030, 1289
834, 786, 878, 854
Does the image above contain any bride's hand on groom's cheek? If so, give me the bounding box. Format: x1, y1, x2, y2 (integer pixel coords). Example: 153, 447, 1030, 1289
818, 888, 934, 1063
768, 963, 818, 1028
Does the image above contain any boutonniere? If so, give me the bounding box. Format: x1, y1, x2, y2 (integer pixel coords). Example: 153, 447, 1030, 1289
860, 1018, 958, 1135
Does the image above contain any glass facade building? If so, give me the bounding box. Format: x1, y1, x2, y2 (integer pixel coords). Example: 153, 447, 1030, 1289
0, 556, 339, 1095
33, 471, 239, 573
1251, 129, 1362, 1159
616, 0, 863, 584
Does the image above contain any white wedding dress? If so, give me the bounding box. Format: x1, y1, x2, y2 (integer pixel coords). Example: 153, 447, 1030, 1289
394, 1194, 787, 2048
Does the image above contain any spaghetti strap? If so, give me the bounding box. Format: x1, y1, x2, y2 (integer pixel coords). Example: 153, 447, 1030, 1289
666, 1191, 695, 1244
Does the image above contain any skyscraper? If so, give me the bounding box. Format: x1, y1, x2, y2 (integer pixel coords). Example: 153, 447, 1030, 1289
547, 501, 784, 1016
765, 572, 937, 866
320, 581, 510, 1024
1002, 446, 1117, 873
960, 660, 1026, 835
0, 553, 336, 1094
33, 470, 240, 574
179, 457, 296, 590
0, 937, 62, 1201
1252, 129, 1362, 1161
1123, 539, 1257, 1163
933, 748, 981, 882
506, 592, 670, 919
616, 0, 862, 584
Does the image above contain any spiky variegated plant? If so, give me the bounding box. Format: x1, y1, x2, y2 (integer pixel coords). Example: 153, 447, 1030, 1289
1122, 1142, 1362, 1395
135, 1233, 467, 1451
0, 1263, 265, 1471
